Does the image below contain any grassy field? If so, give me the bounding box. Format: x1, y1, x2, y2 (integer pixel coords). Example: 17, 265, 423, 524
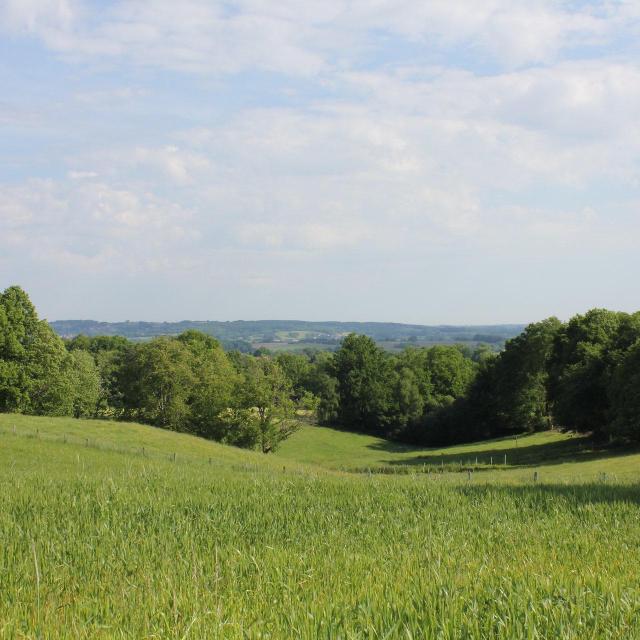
1, 414, 640, 638
277, 424, 640, 480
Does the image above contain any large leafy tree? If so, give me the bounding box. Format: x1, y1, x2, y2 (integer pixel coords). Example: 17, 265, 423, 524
332, 334, 393, 433
608, 340, 640, 441
234, 357, 298, 453
388, 365, 424, 433
275, 353, 312, 402
0, 286, 76, 415
548, 309, 639, 435
177, 330, 238, 438
68, 350, 102, 418
491, 317, 562, 432
422, 346, 476, 410
118, 338, 195, 429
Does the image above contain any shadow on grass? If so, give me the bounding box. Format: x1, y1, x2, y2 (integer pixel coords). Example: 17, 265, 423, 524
455, 482, 640, 506
369, 436, 640, 468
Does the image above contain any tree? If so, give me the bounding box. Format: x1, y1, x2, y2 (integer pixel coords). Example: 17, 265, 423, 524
491, 317, 561, 433
276, 352, 312, 402
118, 338, 195, 429
68, 350, 102, 418
234, 358, 298, 453
0, 286, 41, 412
388, 365, 424, 433
177, 330, 238, 438
332, 334, 393, 433
548, 310, 636, 435
608, 340, 640, 442
0, 286, 76, 415
422, 345, 475, 410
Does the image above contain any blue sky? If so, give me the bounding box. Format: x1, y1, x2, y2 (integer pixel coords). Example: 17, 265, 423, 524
1, 0, 639, 323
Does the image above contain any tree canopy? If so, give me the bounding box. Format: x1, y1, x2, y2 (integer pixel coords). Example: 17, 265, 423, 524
3, 285, 640, 449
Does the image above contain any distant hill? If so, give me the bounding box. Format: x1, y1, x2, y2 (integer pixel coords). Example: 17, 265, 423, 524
50, 318, 526, 349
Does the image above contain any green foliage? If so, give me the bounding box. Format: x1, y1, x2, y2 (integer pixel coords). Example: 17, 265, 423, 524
608, 340, 640, 441
332, 334, 394, 433
275, 352, 312, 401
68, 350, 101, 418
118, 338, 196, 429
0, 286, 81, 416
421, 345, 476, 408
235, 357, 299, 453
423, 312, 640, 445
6, 284, 640, 448
481, 318, 561, 434
178, 330, 238, 439
548, 310, 640, 435
330, 340, 477, 442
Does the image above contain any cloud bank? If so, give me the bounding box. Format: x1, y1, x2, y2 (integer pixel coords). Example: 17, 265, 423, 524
0, 1, 639, 321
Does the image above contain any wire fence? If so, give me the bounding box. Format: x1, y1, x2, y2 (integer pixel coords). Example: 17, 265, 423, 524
2, 423, 639, 484
0, 424, 270, 475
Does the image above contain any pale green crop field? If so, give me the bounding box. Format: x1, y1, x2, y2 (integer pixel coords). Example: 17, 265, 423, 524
1, 413, 640, 638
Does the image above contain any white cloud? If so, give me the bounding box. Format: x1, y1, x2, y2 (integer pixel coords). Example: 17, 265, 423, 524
129, 146, 212, 186
2, 0, 637, 74
2, 1, 640, 321
0, 179, 198, 272
68, 170, 98, 179
74, 87, 147, 104
237, 221, 373, 251
1, 0, 77, 34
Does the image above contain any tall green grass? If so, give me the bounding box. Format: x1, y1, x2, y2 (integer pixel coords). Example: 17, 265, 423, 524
1, 414, 640, 638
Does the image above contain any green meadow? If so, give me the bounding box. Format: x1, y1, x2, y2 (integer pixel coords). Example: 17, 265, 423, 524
1, 413, 640, 638
277, 423, 640, 481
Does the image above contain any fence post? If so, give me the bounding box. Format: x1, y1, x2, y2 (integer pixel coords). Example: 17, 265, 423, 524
534, 471, 538, 483
85, 438, 89, 447
490, 456, 493, 465
467, 470, 471, 481
142, 447, 145, 457
504, 454, 507, 466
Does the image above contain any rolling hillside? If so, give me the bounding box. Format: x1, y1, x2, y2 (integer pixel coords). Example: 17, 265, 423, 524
2, 413, 640, 638
49, 318, 525, 346
3, 413, 639, 482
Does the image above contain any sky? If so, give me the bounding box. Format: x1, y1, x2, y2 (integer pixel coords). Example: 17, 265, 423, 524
0, 0, 639, 324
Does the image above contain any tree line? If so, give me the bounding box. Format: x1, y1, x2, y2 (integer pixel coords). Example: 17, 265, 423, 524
2, 286, 640, 450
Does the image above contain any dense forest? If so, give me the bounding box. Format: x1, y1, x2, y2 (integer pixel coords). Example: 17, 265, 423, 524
2, 286, 640, 449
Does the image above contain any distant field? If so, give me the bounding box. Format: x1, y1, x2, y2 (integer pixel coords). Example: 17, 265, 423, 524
2, 413, 640, 638
254, 341, 337, 352
244, 340, 499, 353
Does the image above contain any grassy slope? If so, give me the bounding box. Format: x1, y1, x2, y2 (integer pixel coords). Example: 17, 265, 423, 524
2, 414, 640, 638
4, 413, 639, 481
276, 423, 640, 481
0, 413, 297, 473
